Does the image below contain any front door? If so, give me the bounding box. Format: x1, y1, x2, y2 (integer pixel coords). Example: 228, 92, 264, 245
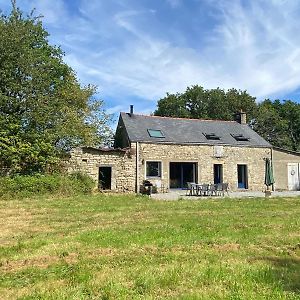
288, 163, 300, 190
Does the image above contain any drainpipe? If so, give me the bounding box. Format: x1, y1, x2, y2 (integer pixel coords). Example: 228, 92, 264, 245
136, 142, 139, 193
271, 148, 274, 191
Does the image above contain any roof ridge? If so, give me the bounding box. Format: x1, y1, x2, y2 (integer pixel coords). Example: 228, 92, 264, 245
120, 112, 237, 123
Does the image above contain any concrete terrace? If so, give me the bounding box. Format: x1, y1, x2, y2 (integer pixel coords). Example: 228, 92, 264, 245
151, 189, 300, 200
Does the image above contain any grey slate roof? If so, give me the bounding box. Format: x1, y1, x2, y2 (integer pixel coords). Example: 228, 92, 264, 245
120, 112, 272, 148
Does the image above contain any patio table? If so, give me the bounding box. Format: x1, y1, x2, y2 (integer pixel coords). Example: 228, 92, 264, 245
188, 183, 229, 197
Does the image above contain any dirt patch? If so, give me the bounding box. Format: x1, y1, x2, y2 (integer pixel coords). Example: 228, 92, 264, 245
0, 255, 60, 272
0, 252, 79, 272
0, 208, 55, 243
212, 243, 241, 251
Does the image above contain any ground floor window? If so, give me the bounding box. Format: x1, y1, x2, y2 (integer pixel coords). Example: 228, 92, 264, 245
237, 164, 248, 189
98, 166, 112, 190
146, 161, 162, 177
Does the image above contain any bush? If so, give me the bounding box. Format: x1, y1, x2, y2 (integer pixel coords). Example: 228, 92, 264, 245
0, 173, 95, 199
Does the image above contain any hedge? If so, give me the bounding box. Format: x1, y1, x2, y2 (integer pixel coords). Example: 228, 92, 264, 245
0, 172, 95, 199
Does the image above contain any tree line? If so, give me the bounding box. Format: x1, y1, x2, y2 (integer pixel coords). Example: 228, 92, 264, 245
154, 86, 300, 152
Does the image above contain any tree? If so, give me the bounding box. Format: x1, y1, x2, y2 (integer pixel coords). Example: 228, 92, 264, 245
154, 85, 257, 122
0, 2, 111, 174
253, 100, 300, 151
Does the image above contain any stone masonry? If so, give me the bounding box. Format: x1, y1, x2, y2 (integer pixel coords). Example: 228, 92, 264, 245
68, 143, 271, 193
137, 143, 271, 192
68, 147, 136, 192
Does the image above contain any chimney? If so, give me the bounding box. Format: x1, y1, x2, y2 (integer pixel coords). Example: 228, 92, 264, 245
235, 110, 247, 124
130, 105, 134, 115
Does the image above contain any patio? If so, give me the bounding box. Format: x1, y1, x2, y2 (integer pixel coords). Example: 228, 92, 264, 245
151, 189, 300, 200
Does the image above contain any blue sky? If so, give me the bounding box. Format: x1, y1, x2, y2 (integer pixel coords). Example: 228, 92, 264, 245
1, 0, 300, 118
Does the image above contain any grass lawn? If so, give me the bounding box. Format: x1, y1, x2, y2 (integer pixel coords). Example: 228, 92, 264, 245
0, 195, 299, 299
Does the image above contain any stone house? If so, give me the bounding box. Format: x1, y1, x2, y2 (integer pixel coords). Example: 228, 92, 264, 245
69, 108, 295, 193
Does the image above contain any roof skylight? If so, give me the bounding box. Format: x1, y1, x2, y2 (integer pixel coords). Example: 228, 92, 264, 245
231, 134, 250, 141
147, 129, 165, 138
203, 133, 220, 140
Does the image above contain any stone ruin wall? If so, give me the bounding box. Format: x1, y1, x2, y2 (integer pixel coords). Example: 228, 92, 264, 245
68, 147, 136, 192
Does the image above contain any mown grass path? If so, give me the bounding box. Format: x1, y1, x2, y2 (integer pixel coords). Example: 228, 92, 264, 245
0, 195, 299, 299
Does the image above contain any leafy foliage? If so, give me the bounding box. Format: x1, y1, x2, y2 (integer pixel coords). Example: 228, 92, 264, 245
0, 172, 95, 199
253, 100, 300, 151
0, 2, 111, 175
154, 85, 257, 121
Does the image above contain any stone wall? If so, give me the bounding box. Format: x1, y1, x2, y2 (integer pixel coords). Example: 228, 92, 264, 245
68, 147, 136, 192
68, 144, 271, 193
137, 143, 271, 192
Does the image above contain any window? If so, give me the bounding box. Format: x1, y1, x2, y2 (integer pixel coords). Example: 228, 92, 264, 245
231, 134, 249, 141
237, 164, 248, 189
146, 161, 162, 177
147, 129, 165, 138
203, 133, 220, 140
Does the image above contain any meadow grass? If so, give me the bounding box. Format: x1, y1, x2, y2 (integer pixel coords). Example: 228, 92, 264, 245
0, 194, 299, 299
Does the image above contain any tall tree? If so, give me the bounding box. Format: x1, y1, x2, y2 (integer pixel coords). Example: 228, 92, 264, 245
253, 100, 300, 151
0, 2, 111, 174
154, 85, 257, 122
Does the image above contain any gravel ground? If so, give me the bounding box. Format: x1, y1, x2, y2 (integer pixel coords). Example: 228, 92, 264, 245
151, 189, 300, 200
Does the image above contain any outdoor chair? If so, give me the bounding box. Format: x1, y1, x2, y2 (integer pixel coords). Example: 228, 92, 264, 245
208, 184, 217, 196
222, 183, 229, 196
195, 183, 202, 196
200, 184, 209, 196
186, 182, 196, 196
216, 183, 223, 196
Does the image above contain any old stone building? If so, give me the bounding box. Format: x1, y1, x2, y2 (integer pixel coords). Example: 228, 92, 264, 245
69, 147, 136, 192
69, 109, 292, 193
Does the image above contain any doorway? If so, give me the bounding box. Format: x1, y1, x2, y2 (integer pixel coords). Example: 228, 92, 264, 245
214, 164, 223, 184
237, 164, 248, 189
98, 167, 112, 190
169, 162, 197, 189
288, 163, 300, 190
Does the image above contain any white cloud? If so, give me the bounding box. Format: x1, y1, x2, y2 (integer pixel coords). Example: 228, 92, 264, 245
63, 0, 300, 103
206, 0, 300, 99
9, 0, 300, 108
166, 0, 181, 8
34, 0, 67, 25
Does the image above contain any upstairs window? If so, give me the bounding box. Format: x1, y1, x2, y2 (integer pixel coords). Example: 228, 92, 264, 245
146, 161, 162, 177
203, 133, 220, 140
231, 134, 250, 141
147, 129, 165, 138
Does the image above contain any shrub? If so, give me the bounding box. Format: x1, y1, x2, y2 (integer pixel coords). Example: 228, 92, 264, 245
0, 173, 95, 199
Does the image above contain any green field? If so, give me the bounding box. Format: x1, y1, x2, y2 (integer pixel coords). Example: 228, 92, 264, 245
0, 195, 299, 299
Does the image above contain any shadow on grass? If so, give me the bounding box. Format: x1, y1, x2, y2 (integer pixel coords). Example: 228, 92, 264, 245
251, 255, 300, 294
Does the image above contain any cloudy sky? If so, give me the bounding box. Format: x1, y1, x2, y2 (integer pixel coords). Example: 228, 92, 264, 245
1, 0, 300, 116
